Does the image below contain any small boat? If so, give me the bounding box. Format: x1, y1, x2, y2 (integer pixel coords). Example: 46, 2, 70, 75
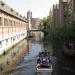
36, 52, 53, 72
36, 64, 52, 72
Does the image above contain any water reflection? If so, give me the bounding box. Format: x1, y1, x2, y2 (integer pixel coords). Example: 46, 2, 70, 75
32, 32, 44, 42
0, 31, 74, 75
10, 32, 44, 75
52, 55, 75, 75
43, 38, 75, 75
0, 31, 44, 75
0, 40, 29, 75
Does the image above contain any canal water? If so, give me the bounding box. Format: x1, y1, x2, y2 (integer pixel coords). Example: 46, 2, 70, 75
0, 31, 75, 75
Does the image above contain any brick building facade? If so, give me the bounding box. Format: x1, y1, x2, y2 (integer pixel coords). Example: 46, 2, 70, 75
0, 1, 28, 55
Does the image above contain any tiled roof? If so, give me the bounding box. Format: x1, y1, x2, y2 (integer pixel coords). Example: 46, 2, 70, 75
0, 0, 27, 22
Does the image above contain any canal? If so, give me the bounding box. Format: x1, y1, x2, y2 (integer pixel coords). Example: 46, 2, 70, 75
0, 31, 75, 75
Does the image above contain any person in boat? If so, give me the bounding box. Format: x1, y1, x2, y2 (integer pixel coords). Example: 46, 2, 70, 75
36, 51, 50, 68
42, 56, 49, 64
36, 57, 42, 68
37, 57, 41, 64
37, 57, 49, 68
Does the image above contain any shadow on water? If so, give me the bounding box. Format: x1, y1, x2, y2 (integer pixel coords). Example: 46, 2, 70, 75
43, 35, 75, 75
52, 54, 75, 75
48, 46, 75, 75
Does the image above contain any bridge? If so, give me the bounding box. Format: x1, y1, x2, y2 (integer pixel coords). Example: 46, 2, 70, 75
27, 29, 44, 32
27, 29, 44, 37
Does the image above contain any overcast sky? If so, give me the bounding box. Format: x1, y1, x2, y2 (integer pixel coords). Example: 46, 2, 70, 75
2, 0, 59, 18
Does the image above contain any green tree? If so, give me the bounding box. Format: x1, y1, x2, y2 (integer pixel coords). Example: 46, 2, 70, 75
43, 15, 53, 41
43, 15, 75, 55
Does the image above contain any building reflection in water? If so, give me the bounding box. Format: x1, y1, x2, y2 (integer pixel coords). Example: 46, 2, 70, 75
0, 31, 44, 75
0, 39, 31, 74
32, 31, 44, 42
26, 40, 32, 56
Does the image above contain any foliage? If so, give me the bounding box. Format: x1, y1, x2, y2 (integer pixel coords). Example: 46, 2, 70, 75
42, 15, 75, 50
50, 24, 75, 50
43, 15, 53, 42
43, 16, 53, 31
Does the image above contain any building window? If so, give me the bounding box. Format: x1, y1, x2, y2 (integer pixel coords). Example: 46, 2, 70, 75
17, 35, 18, 39
0, 41, 2, 47
4, 18, 8, 26
10, 8, 13, 12
1, 2, 5, 6
6, 39, 8, 44
13, 37, 15, 41
14, 21, 15, 26
9, 20, 12, 26
11, 37, 12, 41
10, 20, 12, 26
0, 17, 1, 26
16, 12, 18, 15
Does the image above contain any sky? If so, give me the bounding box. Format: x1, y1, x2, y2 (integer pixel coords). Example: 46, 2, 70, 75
2, 0, 59, 19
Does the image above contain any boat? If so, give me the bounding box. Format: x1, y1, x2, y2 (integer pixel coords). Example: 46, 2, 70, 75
36, 52, 53, 72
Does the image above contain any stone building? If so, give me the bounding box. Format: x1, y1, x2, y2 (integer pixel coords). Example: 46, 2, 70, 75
0, 1, 28, 55
53, 0, 68, 28
31, 18, 41, 30
67, 0, 75, 24
27, 10, 32, 30
31, 18, 36, 29
53, 4, 59, 28
27, 10, 32, 20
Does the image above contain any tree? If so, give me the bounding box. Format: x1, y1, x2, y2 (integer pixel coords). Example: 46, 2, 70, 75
43, 15, 75, 55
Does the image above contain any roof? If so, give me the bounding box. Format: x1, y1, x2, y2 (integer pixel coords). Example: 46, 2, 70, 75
0, 0, 28, 22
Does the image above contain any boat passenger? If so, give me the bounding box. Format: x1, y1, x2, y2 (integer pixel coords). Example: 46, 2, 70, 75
37, 57, 41, 64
